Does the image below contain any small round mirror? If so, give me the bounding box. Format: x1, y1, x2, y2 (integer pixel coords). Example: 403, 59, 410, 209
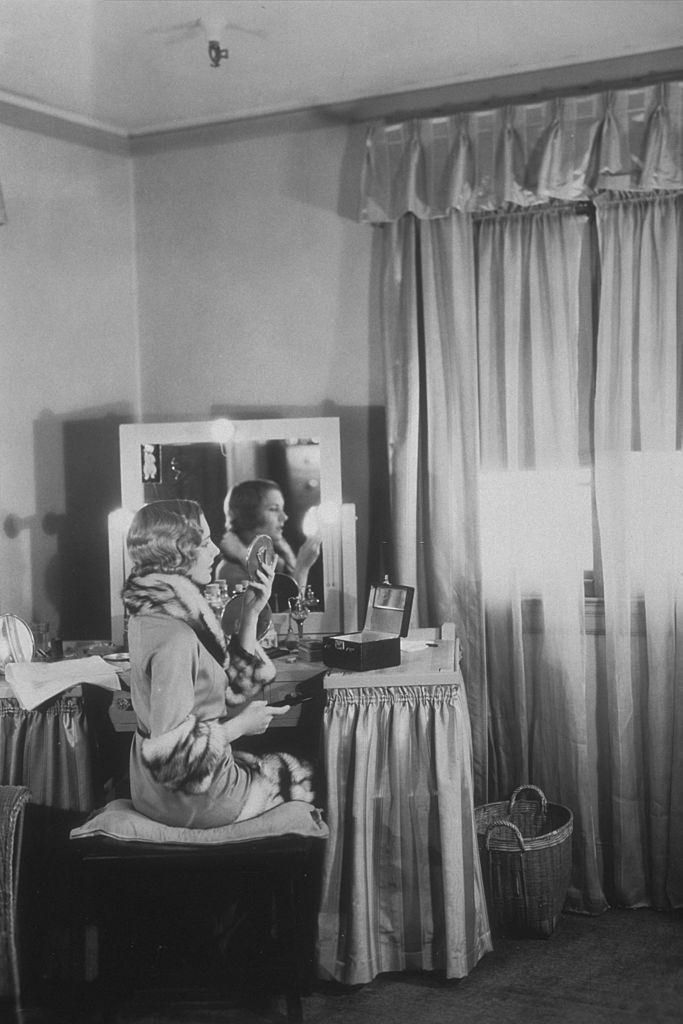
245, 534, 276, 580
0, 614, 35, 675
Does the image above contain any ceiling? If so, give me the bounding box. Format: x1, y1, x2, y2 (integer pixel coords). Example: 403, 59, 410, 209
0, 0, 682, 140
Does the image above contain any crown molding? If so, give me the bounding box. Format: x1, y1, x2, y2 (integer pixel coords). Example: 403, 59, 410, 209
1, 47, 681, 156
320, 46, 683, 125
0, 96, 130, 154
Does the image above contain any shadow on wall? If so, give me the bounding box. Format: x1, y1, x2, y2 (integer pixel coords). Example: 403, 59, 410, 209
209, 403, 392, 618
32, 408, 134, 640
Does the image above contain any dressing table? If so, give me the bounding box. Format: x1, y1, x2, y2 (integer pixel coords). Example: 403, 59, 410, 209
317, 634, 492, 984
0, 638, 133, 811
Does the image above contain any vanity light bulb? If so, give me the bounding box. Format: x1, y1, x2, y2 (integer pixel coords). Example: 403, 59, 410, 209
110, 508, 135, 533
209, 418, 235, 445
303, 507, 320, 537
303, 502, 339, 537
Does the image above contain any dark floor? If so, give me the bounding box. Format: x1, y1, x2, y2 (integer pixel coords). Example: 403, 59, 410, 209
7, 907, 682, 1024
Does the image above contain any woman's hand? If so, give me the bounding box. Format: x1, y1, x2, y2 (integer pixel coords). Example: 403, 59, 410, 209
296, 536, 322, 573
221, 700, 290, 741
237, 553, 276, 654
242, 552, 276, 617
293, 536, 322, 590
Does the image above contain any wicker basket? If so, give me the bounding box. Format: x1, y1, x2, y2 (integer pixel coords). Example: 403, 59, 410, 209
475, 785, 573, 938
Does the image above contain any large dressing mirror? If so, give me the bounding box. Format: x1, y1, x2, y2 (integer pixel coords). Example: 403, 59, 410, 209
109, 417, 357, 643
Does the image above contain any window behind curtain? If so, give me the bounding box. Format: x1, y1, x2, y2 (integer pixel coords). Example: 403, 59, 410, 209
475, 204, 597, 600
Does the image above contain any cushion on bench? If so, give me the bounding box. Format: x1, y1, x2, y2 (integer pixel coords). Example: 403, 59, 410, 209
70, 798, 328, 846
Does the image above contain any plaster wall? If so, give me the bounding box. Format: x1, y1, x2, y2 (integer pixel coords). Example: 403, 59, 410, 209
0, 114, 386, 636
0, 125, 139, 635
133, 118, 386, 602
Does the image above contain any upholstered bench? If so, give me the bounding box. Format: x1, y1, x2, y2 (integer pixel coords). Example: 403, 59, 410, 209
70, 799, 329, 1022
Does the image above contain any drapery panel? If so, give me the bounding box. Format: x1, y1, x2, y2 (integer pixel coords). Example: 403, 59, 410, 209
362, 81, 683, 220
379, 214, 488, 802
594, 193, 683, 909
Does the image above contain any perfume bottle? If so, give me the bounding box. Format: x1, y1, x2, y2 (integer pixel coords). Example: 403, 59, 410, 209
285, 615, 298, 653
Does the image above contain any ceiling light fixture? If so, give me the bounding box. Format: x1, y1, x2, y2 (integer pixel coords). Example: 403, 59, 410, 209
208, 38, 229, 68
200, 15, 229, 67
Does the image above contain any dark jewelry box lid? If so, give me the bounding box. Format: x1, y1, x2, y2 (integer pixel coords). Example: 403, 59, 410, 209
361, 582, 414, 637
327, 582, 414, 643
321, 582, 414, 671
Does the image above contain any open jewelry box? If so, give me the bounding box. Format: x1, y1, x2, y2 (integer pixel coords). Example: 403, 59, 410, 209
322, 581, 414, 671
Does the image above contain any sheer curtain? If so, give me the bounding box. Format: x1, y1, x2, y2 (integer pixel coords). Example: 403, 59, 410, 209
594, 193, 683, 909
476, 206, 606, 912
366, 79, 683, 910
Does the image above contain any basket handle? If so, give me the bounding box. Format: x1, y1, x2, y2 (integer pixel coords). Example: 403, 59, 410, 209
485, 818, 526, 851
509, 784, 547, 814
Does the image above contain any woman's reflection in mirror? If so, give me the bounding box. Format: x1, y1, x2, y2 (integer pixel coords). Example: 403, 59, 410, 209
216, 479, 321, 596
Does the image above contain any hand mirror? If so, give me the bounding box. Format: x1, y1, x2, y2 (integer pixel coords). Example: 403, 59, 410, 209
220, 535, 277, 641
245, 534, 276, 578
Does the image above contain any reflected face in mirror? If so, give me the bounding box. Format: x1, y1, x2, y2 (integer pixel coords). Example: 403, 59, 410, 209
251, 488, 287, 545
221, 478, 322, 603
225, 480, 289, 546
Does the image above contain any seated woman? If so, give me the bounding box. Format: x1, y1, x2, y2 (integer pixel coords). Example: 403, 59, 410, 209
216, 479, 321, 595
122, 498, 314, 827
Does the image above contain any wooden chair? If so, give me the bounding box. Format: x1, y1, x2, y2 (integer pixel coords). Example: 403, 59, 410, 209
0, 785, 31, 1013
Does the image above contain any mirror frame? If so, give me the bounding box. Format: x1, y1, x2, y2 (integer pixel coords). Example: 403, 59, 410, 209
110, 417, 356, 643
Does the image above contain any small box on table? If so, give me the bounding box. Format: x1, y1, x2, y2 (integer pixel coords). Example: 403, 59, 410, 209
322, 582, 414, 671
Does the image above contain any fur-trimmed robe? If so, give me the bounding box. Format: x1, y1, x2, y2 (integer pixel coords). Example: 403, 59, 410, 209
122, 573, 314, 826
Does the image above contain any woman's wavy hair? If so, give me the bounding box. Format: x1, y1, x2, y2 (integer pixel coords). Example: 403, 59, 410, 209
225, 479, 282, 537
127, 499, 204, 577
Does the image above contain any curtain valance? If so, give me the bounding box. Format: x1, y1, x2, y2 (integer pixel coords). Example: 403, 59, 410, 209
361, 80, 683, 222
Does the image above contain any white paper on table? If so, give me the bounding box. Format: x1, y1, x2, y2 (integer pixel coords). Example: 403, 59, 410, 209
4, 656, 121, 711
400, 639, 436, 652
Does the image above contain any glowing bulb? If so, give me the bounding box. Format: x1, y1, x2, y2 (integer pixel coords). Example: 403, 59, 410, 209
303, 502, 339, 537
302, 507, 320, 537
209, 418, 235, 445
200, 16, 228, 67
110, 507, 135, 532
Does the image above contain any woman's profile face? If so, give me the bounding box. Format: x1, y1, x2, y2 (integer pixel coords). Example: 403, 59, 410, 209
189, 515, 220, 585
255, 488, 288, 542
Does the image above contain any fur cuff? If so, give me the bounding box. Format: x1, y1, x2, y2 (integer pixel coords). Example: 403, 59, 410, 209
234, 751, 315, 822
140, 715, 227, 794
224, 638, 276, 705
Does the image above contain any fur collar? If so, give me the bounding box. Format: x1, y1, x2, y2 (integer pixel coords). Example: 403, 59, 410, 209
122, 572, 226, 663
